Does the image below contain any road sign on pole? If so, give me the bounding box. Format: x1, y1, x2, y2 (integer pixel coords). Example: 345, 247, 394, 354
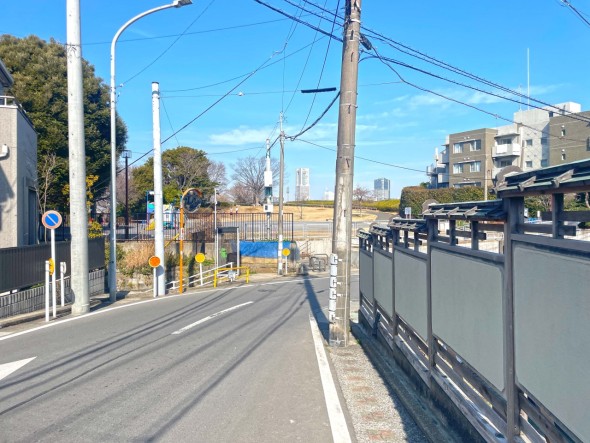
41, 210, 62, 230
42, 211, 61, 319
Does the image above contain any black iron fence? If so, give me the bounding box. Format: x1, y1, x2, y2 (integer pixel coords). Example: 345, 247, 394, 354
0, 237, 105, 292
98, 212, 294, 242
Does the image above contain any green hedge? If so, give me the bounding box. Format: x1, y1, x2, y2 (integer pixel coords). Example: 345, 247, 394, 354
399, 186, 489, 217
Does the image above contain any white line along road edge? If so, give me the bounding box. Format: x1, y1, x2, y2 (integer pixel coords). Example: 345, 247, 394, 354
171, 301, 254, 335
309, 316, 352, 443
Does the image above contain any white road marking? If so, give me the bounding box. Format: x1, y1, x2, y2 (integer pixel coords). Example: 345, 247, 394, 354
309, 316, 352, 443
171, 301, 254, 335
0, 357, 36, 382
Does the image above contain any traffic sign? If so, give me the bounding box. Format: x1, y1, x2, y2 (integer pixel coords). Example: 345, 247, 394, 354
195, 253, 206, 263
42, 210, 62, 230
148, 256, 161, 268
282, 248, 291, 257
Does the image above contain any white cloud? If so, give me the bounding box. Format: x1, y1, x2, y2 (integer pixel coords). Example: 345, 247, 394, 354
208, 126, 276, 146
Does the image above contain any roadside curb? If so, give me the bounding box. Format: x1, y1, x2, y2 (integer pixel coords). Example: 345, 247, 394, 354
0, 299, 102, 329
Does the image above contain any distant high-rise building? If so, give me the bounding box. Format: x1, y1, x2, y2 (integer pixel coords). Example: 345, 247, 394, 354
374, 178, 390, 201
296, 168, 310, 201
323, 188, 334, 201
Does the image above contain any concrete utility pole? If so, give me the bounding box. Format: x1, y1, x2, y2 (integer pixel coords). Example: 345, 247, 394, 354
278, 113, 285, 274
108, 0, 193, 303
330, 0, 362, 346
152, 82, 165, 295
264, 138, 274, 239
66, 0, 90, 316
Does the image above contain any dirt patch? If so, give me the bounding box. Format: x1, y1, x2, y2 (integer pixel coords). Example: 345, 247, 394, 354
228, 205, 378, 222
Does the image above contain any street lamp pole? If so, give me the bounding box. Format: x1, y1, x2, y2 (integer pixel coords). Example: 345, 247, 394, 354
109, 0, 192, 302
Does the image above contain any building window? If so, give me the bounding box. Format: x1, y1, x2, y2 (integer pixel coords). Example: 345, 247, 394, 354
587, 137, 590, 150
470, 140, 482, 151
549, 111, 554, 117
525, 160, 533, 168
453, 163, 464, 174
561, 127, 566, 137
499, 160, 512, 167
526, 139, 533, 146
541, 159, 548, 167
541, 137, 548, 145
561, 152, 566, 161
453, 143, 463, 154
470, 161, 481, 172
498, 138, 512, 145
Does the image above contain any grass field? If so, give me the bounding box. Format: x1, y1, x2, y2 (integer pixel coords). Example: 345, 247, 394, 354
227, 204, 379, 222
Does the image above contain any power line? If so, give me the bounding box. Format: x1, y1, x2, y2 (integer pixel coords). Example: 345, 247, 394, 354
559, 0, 590, 27
298, 0, 340, 130
120, 0, 218, 86
287, 0, 590, 124
83, 17, 299, 46
370, 47, 590, 145
162, 35, 327, 93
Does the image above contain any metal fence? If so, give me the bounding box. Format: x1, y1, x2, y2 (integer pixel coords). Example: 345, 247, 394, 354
357, 159, 590, 443
0, 269, 105, 319
99, 212, 294, 242
0, 237, 105, 293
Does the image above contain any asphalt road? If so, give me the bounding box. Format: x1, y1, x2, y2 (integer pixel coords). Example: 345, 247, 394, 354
0, 277, 351, 442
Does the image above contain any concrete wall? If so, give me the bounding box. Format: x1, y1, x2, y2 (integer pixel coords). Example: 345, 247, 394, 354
0, 101, 37, 248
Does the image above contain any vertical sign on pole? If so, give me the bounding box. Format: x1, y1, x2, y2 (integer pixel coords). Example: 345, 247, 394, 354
42, 210, 62, 319
45, 260, 50, 322
60, 262, 67, 307
328, 253, 338, 323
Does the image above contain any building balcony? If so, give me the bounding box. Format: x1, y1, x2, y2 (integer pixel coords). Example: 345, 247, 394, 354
0, 95, 34, 128
493, 143, 521, 158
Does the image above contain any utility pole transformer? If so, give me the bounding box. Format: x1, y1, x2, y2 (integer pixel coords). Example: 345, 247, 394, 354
331, 0, 362, 346
66, 0, 90, 315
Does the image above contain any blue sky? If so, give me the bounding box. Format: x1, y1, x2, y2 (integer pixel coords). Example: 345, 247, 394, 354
2, 1, 589, 199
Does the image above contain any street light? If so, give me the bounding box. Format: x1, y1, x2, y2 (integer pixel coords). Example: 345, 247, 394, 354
109, 0, 192, 302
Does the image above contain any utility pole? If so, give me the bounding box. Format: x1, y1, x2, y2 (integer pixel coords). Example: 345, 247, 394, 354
331, 0, 362, 346
152, 82, 165, 295
66, 0, 90, 315
277, 113, 285, 274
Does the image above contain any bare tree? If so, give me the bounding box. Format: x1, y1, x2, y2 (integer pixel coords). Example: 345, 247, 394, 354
230, 156, 280, 205
353, 185, 372, 216
227, 183, 252, 205
36, 153, 57, 214
208, 160, 227, 193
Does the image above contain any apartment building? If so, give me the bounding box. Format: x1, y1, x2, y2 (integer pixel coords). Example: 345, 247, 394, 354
428, 102, 586, 189
548, 110, 590, 166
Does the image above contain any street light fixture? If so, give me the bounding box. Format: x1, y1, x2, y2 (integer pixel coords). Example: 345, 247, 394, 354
109, 0, 192, 302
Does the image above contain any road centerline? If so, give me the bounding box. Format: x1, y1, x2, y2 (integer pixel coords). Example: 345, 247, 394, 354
171, 301, 254, 335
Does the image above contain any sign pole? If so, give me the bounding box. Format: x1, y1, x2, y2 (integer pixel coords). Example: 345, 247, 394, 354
45, 261, 50, 322
51, 229, 57, 318
60, 262, 66, 307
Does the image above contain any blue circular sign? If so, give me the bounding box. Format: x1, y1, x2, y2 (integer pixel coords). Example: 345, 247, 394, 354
42, 210, 62, 230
